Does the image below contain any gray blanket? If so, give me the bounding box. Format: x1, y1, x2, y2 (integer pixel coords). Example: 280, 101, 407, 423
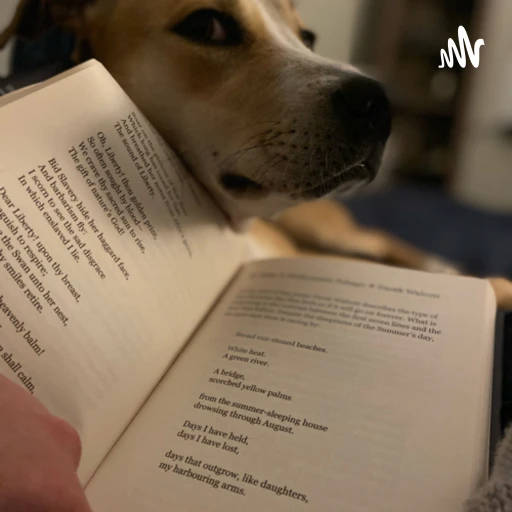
467, 427, 512, 511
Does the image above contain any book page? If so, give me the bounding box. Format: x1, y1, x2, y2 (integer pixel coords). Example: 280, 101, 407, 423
86, 258, 496, 512
0, 61, 245, 482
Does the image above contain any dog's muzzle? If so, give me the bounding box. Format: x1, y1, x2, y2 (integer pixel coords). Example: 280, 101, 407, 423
218, 73, 392, 202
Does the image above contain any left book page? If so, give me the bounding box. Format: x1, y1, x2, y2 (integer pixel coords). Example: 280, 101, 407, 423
0, 61, 246, 482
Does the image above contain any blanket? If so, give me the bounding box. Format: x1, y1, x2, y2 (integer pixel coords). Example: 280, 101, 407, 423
467, 427, 512, 511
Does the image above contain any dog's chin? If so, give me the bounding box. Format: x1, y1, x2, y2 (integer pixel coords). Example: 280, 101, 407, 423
218, 169, 370, 202
293, 165, 374, 200
215, 150, 382, 225
212, 168, 377, 231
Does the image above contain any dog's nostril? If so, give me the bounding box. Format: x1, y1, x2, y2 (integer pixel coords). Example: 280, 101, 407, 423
331, 76, 391, 138
341, 77, 388, 117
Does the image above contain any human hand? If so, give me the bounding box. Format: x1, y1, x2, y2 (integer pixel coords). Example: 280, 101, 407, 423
0, 374, 92, 511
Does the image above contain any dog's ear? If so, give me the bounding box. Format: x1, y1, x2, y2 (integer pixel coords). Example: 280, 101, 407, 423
0, 0, 104, 49
0, 0, 55, 49
0, 0, 111, 45
46, 0, 106, 35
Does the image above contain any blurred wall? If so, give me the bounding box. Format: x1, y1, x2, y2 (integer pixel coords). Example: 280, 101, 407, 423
0, 0, 362, 76
453, 1, 512, 212
0, 0, 17, 76
297, 0, 361, 62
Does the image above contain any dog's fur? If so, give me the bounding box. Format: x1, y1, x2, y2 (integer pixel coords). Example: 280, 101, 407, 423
2, 0, 512, 307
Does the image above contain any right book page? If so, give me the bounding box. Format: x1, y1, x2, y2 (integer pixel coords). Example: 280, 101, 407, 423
86, 257, 497, 512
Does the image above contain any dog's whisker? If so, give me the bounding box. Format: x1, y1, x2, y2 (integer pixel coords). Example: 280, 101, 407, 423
224, 128, 283, 163
262, 131, 286, 144
223, 128, 287, 162
230, 120, 281, 134
221, 142, 269, 166
222, 141, 279, 166
260, 153, 286, 179
304, 145, 316, 192
256, 155, 287, 184
281, 153, 292, 185
219, 145, 280, 177
256, 154, 281, 178
324, 151, 330, 188
238, 129, 274, 146
216, 126, 278, 166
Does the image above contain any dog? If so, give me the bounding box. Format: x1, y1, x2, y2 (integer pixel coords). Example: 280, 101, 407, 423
2, 0, 512, 308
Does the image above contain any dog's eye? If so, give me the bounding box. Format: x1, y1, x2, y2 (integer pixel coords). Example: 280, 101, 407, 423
300, 29, 317, 50
172, 9, 243, 46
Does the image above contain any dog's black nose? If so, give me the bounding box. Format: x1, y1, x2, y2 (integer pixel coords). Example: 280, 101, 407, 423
331, 76, 391, 140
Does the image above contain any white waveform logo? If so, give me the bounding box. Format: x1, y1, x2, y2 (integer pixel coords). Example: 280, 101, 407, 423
439, 26, 485, 69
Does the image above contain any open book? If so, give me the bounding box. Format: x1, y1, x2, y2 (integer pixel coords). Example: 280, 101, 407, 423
0, 60, 499, 512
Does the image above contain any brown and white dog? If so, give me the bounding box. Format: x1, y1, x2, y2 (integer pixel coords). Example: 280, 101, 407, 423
2, 0, 512, 307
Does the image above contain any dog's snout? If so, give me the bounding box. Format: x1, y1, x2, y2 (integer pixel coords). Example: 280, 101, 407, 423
331, 76, 391, 140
